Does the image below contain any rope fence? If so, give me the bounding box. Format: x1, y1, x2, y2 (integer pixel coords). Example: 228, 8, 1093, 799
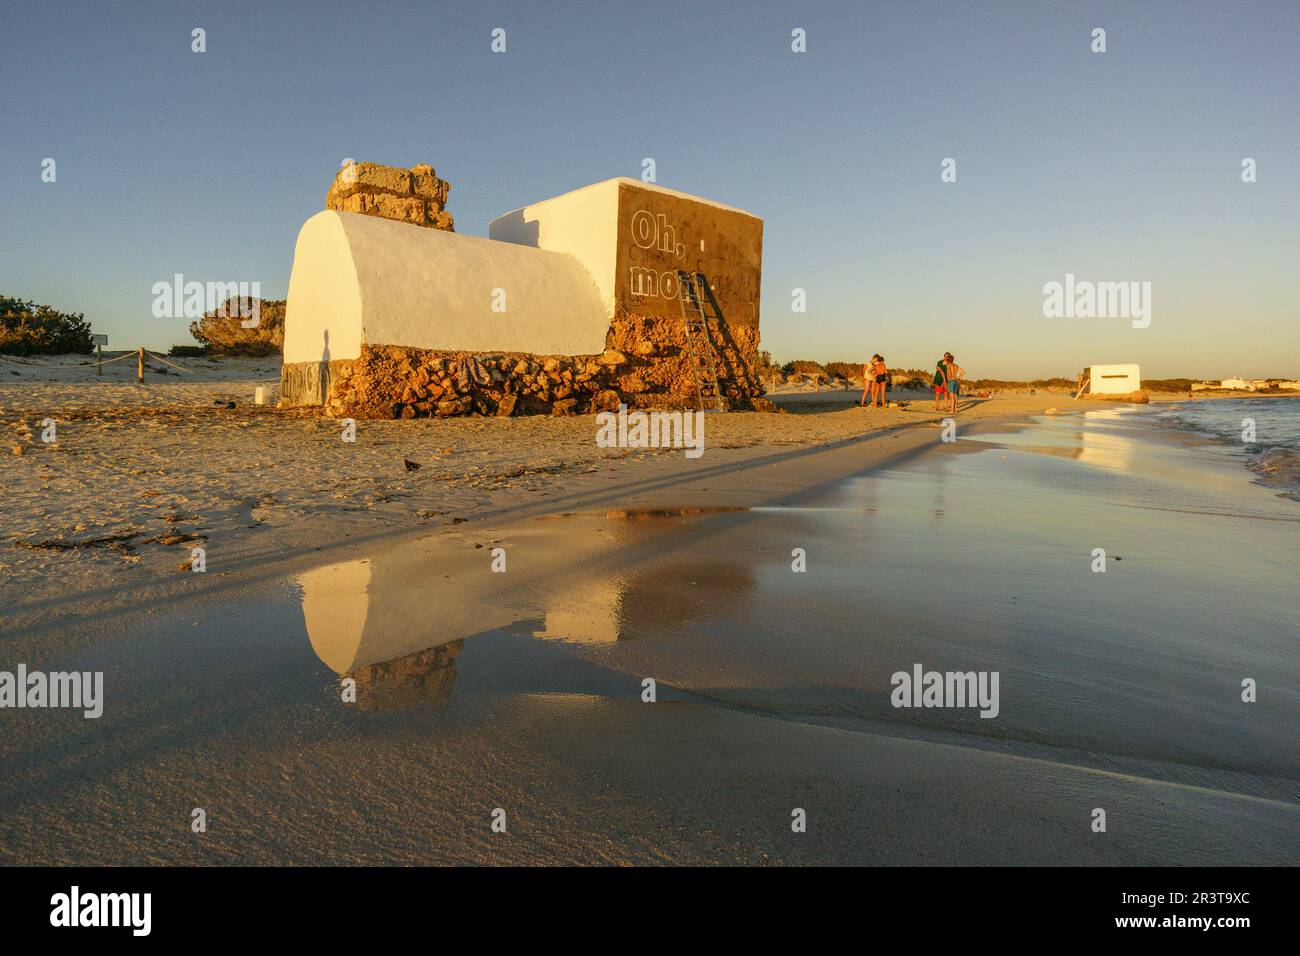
142, 350, 281, 383
0, 348, 280, 383
0, 351, 138, 368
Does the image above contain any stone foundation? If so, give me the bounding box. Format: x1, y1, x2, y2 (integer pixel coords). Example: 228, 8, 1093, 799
281, 312, 767, 418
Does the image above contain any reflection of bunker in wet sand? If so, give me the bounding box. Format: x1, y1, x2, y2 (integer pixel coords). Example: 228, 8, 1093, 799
600, 507, 749, 521
297, 555, 480, 710
298, 552, 521, 673
532, 575, 622, 645
349, 641, 463, 712
297, 509, 758, 708
297, 525, 626, 680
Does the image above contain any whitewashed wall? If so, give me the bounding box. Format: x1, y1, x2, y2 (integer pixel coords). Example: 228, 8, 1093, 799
283, 211, 610, 364
489, 179, 622, 316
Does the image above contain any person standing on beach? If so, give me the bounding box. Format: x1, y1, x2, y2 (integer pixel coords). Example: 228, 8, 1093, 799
860, 355, 881, 407
940, 352, 965, 414
873, 355, 889, 408
933, 358, 948, 410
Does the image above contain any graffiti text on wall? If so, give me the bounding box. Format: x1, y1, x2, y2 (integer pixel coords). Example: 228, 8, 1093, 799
629, 209, 689, 300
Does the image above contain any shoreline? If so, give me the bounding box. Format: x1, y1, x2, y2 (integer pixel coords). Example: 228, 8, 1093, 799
1183, 390, 1300, 400
2, 394, 1295, 865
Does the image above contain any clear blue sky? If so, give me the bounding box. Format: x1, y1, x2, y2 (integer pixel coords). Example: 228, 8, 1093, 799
2, 0, 1296, 378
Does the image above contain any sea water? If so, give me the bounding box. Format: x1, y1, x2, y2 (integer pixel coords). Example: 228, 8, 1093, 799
1153, 396, 1300, 500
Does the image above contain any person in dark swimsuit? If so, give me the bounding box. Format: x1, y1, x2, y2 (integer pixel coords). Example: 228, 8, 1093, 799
872, 356, 889, 408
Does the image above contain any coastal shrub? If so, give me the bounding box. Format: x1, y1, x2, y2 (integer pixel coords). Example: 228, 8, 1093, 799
167, 345, 209, 357
825, 361, 863, 380
787, 360, 829, 380
188, 297, 285, 356
972, 377, 1075, 390
0, 295, 95, 355
824, 362, 930, 385
893, 369, 930, 389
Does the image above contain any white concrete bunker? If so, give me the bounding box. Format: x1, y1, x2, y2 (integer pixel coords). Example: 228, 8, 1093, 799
280, 174, 765, 416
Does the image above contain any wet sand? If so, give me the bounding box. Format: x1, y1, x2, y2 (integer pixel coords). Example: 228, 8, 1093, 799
2, 396, 1296, 865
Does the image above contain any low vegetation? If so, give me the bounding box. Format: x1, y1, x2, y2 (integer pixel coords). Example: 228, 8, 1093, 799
824, 361, 861, 380
188, 297, 285, 356
781, 359, 830, 379
0, 295, 95, 355
970, 377, 1075, 390
1142, 378, 1196, 392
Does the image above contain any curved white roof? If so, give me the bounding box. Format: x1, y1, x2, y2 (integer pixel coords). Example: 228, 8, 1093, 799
283, 211, 610, 364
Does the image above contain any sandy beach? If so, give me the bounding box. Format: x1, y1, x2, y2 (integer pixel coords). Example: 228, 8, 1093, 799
2, 358, 1295, 866
7, 5, 1300, 938
0, 355, 1073, 636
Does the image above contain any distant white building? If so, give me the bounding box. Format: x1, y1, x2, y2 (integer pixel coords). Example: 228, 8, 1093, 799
1081, 363, 1141, 395
1191, 378, 1300, 392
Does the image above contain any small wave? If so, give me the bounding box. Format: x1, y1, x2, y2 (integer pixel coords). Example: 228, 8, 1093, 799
1248, 448, 1300, 500
1150, 398, 1300, 500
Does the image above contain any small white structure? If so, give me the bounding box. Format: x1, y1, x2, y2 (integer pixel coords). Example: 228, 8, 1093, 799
1082, 363, 1141, 395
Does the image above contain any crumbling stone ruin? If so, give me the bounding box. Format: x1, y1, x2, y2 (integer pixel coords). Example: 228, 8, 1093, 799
326, 162, 454, 232
282, 166, 768, 417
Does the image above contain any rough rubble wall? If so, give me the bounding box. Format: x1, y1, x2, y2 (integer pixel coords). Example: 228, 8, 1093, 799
325, 162, 455, 232
282, 311, 766, 418
605, 311, 763, 407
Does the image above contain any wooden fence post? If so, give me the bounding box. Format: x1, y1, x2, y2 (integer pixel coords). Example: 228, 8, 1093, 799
137, 347, 144, 383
